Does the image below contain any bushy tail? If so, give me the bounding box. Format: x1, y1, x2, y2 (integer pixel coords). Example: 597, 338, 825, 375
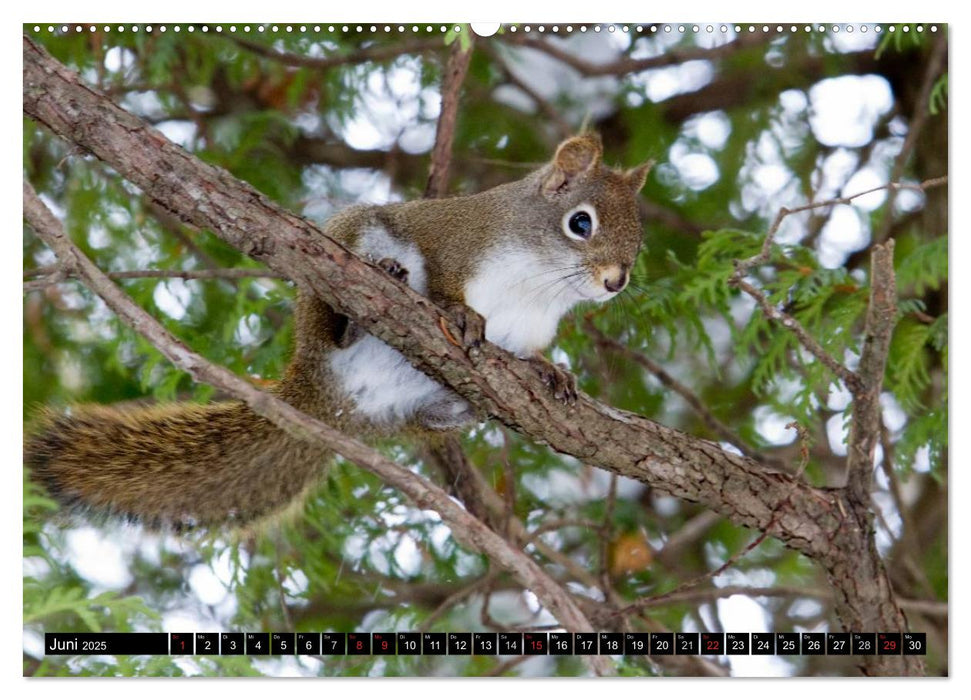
24, 401, 330, 530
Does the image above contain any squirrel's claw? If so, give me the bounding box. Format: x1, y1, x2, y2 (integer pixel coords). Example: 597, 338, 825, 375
528, 355, 578, 405
337, 259, 411, 348
377, 257, 410, 284
448, 303, 486, 351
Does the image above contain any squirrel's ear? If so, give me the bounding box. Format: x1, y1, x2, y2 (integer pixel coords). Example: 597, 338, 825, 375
542, 134, 603, 196
625, 160, 654, 193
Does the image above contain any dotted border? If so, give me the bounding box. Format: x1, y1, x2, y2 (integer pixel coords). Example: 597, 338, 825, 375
29, 23, 940, 35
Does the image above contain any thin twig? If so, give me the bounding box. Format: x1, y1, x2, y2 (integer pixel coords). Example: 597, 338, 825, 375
524, 518, 602, 540
496, 427, 519, 540
23, 264, 57, 279
419, 574, 495, 634
481, 43, 572, 139
273, 537, 295, 630
24, 266, 287, 292
875, 34, 948, 244
425, 36, 474, 198
878, 426, 936, 598
479, 573, 515, 633
598, 474, 620, 606
655, 511, 722, 566
729, 177, 947, 396
500, 32, 770, 78
226, 34, 445, 70
615, 582, 948, 618
486, 654, 529, 677
732, 274, 863, 393
585, 320, 785, 470
630, 584, 829, 609
23, 268, 68, 292
733, 177, 948, 279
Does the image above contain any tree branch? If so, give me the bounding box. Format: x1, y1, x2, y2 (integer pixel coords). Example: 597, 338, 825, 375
481, 42, 572, 139
226, 34, 446, 70
499, 32, 770, 78
425, 36, 474, 198
875, 34, 948, 243
22, 36, 925, 674
23, 179, 610, 673
24, 266, 286, 292
729, 177, 946, 397
846, 241, 897, 499
585, 318, 785, 470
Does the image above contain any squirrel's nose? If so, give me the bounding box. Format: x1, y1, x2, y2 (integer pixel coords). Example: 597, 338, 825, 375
602, 265, 628, 293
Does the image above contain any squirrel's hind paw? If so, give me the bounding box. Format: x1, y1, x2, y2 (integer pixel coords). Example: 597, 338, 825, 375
447, 303, 486, 351
415, 397, 478, 431
528, 355, 578, 405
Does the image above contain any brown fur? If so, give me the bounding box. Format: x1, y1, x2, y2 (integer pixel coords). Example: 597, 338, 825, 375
25, 294, 356, 531
24, 134, 650, 530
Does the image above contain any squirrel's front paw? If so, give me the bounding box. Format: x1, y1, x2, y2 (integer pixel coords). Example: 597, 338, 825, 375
528, 355, 578, 404
377, 257, 410, 284
446, 303, 486, 351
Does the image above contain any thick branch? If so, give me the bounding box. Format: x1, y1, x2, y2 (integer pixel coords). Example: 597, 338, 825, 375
846, 241, 897, 499
425, 36, 474, 198
23, 180, 609, 672
23, 37, 924, 673
585, 319, 784, 470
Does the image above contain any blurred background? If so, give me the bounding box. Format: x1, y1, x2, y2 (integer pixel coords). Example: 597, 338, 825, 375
23, 23, 947, 677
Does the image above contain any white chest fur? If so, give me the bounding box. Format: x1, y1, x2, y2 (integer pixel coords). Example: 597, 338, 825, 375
328, 230, 581, 426
327, 224, 463, 426
328, 334, 455, 425
463, 244, 583, 357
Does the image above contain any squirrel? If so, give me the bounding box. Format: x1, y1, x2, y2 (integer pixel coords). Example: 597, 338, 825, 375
25, 133, 650, 531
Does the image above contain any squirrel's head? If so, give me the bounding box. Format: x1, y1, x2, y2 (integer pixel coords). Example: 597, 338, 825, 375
532, 133, 650, 303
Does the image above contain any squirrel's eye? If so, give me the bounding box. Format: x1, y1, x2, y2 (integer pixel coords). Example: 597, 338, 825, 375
568, 211, 593, 238
561, 203, 598, 242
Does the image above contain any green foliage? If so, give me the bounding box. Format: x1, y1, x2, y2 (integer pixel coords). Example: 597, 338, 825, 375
23, 472, 170, 675
875, 25, 927, 60
896, 235, 947, 296
929, 74, 948, 115
887, 313, 947, 472
23, 24, 947, 677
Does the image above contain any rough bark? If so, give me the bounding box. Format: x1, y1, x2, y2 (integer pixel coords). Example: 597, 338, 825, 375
22, 36, 922, 674
425, 36, 474, 198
